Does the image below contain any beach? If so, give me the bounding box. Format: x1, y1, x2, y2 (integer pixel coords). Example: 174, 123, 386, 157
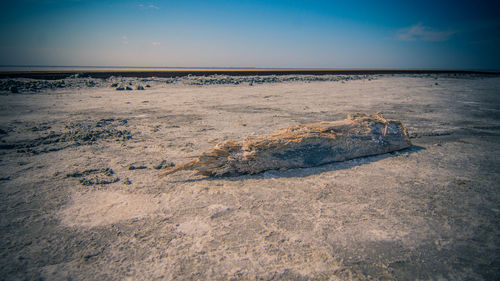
1, 73, 499, 280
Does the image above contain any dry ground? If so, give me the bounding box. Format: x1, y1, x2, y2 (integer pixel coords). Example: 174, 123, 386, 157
1, 75, 499, 280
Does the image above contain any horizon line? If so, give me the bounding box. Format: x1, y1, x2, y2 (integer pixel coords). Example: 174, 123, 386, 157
1, 65, 499, 72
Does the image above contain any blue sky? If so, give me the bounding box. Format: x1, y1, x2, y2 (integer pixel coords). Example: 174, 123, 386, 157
0, 0, 499, 70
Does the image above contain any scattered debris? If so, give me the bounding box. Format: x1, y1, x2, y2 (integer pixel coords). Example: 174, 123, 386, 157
67, 168, 120, 186
0, 73, 486, 94
2, 118, 131, 154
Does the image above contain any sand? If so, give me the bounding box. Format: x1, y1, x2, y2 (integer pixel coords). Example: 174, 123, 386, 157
0, 74, 499, 280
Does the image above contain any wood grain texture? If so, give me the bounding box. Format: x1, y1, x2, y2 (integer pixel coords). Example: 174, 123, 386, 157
161, 113, 412, 177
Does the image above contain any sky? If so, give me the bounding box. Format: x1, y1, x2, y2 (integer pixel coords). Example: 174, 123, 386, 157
0, 0, 499, 70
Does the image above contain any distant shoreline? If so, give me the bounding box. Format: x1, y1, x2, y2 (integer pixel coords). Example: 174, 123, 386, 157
0, 68, 498, 80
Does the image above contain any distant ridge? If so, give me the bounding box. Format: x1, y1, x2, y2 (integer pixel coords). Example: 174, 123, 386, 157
0, 67, 498, 80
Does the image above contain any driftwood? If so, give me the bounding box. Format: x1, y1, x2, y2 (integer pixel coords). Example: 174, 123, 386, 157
161, 113, 412, 177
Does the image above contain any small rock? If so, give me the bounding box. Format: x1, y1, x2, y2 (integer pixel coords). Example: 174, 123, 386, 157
129, 165, 147, 170
125, 86, 132, 91
79, 176, 119, 186
136, 85, 144, 90
69, 73, 90, 78
101, 168, 114, 176
116, 86, 125, 91
153, 160, 175, 170
124, 178, 132, 185
110, 83, 118, 87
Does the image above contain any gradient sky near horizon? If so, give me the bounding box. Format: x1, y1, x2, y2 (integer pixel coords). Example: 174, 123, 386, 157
0, 0, 499, 70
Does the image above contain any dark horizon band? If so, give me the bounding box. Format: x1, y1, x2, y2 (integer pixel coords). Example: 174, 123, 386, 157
1, 69, 499, 80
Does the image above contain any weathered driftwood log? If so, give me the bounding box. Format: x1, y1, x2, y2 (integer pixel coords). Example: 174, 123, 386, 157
161, 113, 411, 177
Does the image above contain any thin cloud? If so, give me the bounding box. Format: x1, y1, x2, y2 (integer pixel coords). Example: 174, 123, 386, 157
152, 42, 161, 46
138, 3, 159, 10
397, 23, 456, 42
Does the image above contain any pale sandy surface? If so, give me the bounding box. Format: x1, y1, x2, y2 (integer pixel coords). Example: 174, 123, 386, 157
1, 75, 499, 280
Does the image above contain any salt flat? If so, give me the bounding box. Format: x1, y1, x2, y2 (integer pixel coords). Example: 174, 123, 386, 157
1, 74, 499, 280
